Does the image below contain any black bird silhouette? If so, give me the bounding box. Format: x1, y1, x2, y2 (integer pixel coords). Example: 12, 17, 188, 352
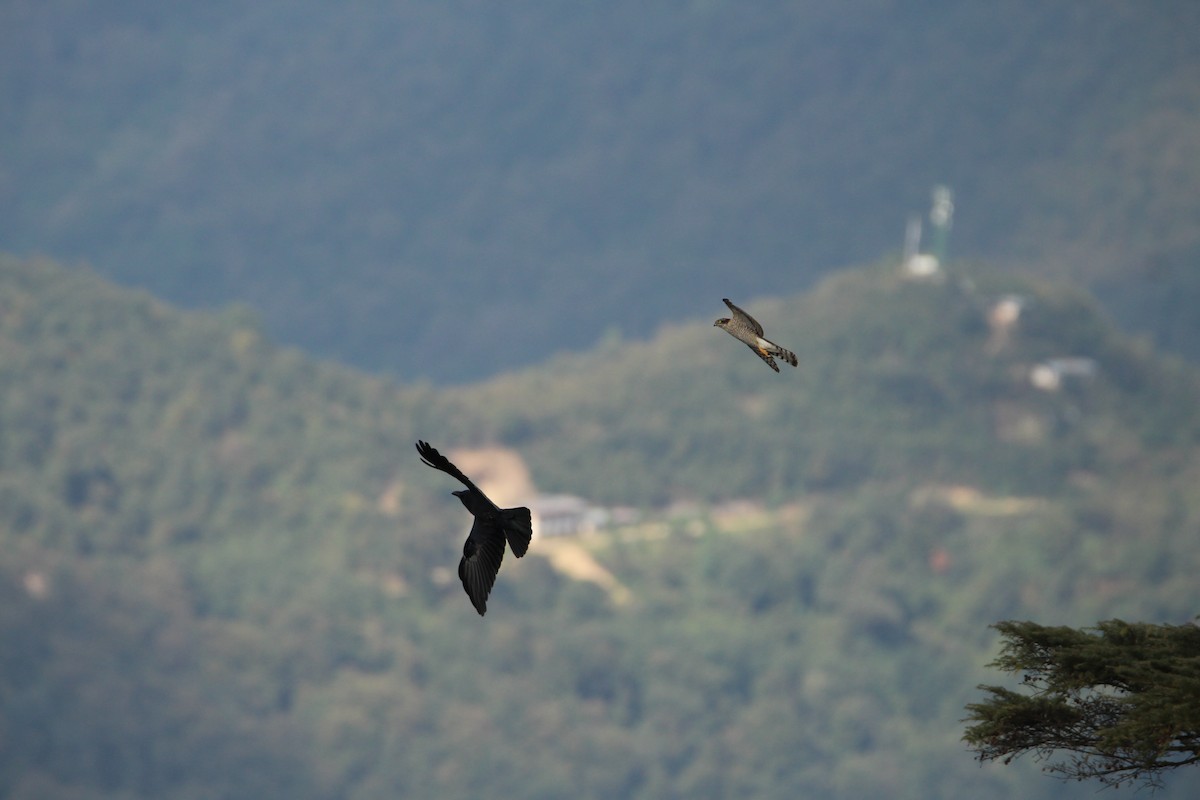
416, 440, 533, 615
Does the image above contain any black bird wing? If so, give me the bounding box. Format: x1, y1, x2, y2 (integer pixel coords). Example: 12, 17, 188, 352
723, 298, 764, 337
415, 440, 499, 512
459, 517, 507, 616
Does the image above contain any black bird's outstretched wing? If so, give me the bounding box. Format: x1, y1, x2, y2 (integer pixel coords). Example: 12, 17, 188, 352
415, 440, 499, 512
723, 298, 764, 337
459, 517, 507, 616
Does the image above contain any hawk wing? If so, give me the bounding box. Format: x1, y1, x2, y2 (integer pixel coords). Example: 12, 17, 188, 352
416, 440, 499, 512
723, 298, 764, 337
459, 517, 507, 616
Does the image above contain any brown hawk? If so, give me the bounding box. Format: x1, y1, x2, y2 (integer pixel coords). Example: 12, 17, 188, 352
713, 298, 797, 372
416, 440, 533, 615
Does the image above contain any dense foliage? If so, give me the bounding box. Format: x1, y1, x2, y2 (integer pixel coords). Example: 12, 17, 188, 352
1, 255, 1198, 798
965, 620, 1200, 789
2, 3, 1199, 380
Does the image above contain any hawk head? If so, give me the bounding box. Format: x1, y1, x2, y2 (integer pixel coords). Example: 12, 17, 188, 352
714, 317, 730, 328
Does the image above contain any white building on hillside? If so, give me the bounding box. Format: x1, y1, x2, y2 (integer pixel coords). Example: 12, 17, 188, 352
1030, 358, 1098, 392
528, 494, 610, 538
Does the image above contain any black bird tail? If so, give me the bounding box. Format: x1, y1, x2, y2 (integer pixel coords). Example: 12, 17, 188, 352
502, 507, 533, 557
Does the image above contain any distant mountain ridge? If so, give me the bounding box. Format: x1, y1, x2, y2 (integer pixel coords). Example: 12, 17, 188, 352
2, 253, 1197, 535
2, 1, 1199, 381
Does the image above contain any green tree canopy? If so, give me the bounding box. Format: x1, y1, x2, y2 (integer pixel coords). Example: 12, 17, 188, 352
965, 619, 1200, 790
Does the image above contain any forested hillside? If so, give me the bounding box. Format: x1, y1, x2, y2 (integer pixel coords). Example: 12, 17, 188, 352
3, 2, 1199, 380
1, 254, 1198, 799
456, 264, 1200, 505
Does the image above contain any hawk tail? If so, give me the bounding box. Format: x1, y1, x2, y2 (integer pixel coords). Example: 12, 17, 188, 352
765, 341, 798, 368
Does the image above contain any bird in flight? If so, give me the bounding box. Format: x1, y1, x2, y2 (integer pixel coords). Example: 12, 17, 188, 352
713, 298, 798, 372
415, 440, 533, 616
